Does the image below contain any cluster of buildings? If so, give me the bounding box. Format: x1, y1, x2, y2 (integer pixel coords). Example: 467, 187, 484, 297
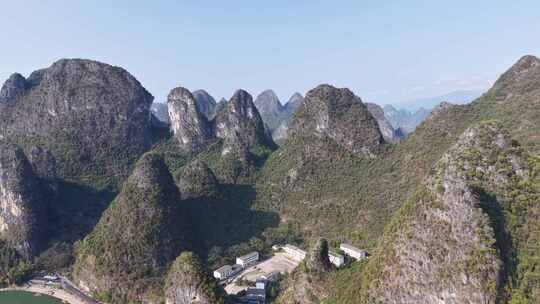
213, 251, 259, 280
280, 243, 367, 267
214, 243, 368, 303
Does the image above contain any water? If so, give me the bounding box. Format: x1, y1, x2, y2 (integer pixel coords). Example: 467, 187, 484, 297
0, 291, 62, 304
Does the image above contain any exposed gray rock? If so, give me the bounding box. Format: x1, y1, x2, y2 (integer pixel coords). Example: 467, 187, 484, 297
192, 90, 217, 120
364, 122, 525, 304
168, 87, 213, 153
288, 84, 384, 157
366, 102, 403, 143
164, 252, 224, 304
0, 73, 28, 103
214, 89, 274, 152
430, 101, 454, 116
272, 121, 289, 141
0, 59, 154, 184
490, 55, 540, 100
0, 142, 44, 258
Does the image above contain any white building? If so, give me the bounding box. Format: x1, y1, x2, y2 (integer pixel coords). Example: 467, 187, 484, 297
261, 271, 280, 282
213, 265, 233, 280
283, 244, 307, 261
43, 275, 60, 282
236, 251, 259, 267
246, 287, 266, 304
329, 251, 345, 267
340, 244, 367, 261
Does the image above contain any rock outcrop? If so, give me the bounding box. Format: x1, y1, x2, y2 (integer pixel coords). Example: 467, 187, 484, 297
0, 59, 154, 185
164, 252, 224, 304
214, 89, 273, 151
359, 122, 539, 304
0, 142, 44, 258
490, 55, 540, 100
288, 84, 384, 157
175, 159, 218, 200
73, 153, 187, 303
366, 102, 403, 142
0, 73, 28, 103
272, 122, 289, 141
192, 90, 217, 120
168, 87, 213, 153
167, 87, 275, 183
427, 101, 454, 120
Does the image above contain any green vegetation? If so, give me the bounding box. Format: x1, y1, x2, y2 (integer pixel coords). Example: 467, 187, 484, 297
0, 240, 31, 286
73, 153, 187, 303
164, 252, 225, 304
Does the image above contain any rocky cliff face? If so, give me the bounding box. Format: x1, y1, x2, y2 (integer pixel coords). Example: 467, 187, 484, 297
164, 252, 224, 304
0, 142, 44, 259
193, 89, 217, 120
166, 87, 275, 183
0, 59, 154, 185
288, 84, 384, 157
357, 122, 539, 304
73, 153, 187, 303
168, 87, 213, 153
214, 89, 273, 151
175, 159, 218, 200
366, 102, 403, 142
0, 73, 28, 103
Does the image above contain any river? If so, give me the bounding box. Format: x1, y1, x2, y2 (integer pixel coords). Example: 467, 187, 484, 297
0, 290, 63, 304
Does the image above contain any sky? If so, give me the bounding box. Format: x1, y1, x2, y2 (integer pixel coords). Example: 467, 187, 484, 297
1, 1, 539, 107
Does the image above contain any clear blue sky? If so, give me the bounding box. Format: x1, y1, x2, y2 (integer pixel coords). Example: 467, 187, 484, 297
1, 1, 539, 106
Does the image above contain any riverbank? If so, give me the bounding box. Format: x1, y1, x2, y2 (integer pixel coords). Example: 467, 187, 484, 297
1, 284, 91, 304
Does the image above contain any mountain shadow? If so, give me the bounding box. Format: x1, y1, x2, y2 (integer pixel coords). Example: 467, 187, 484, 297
183, 184, 280, 265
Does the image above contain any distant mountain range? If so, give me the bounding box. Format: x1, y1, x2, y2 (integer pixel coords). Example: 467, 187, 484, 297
382, 105, 431, 134
392, 89, 484, 111
381, 89, 484, 133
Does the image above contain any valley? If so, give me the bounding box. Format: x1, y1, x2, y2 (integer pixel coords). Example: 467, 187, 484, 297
0, 54, 539, 304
